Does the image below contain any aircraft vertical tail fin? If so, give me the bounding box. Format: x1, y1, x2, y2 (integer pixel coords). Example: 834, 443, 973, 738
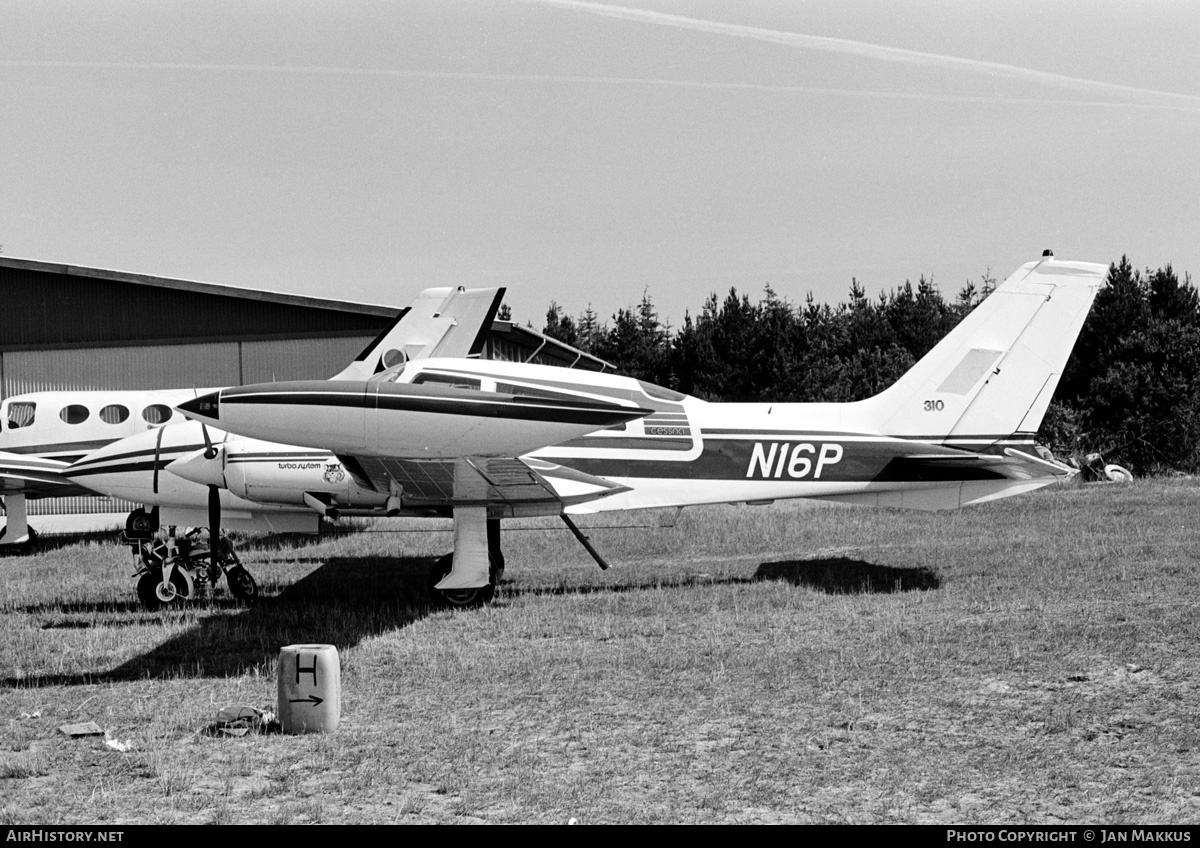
331, 286, 506, 380
854, 253, 1105, 450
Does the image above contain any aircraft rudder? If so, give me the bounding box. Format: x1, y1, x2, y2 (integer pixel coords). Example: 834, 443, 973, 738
856, 254, 1105, 446
328, 285, 506, 380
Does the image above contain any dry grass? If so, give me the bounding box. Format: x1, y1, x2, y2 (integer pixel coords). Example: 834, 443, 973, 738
3, 478, 1200, 823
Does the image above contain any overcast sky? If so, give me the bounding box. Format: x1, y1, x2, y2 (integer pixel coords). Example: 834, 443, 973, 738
3, 1, 1198, 327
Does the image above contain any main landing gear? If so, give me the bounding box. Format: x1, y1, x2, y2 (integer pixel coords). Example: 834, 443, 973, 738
0, 493, 39, 553
425, 512, 613, 609
427, 511, 505, 608
130, 527, 258, 610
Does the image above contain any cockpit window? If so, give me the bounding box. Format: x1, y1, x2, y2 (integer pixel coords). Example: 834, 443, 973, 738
495, 382, 578, 401
60, 404, 90, 425
142, 404, 173, 425
412, 373, 482, 391
7, 402, 36, 429
638, 380, 686, 402
99, 404, 130, 424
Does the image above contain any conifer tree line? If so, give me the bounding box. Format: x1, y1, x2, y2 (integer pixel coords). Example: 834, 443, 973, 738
539, 256, 1199, 474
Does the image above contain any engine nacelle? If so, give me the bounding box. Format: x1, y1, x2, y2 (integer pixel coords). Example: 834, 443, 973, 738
220, 444, 386, 510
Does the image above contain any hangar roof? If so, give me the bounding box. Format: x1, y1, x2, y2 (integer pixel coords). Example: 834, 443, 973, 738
0, 257, 612, 371
0, 256, 398, 351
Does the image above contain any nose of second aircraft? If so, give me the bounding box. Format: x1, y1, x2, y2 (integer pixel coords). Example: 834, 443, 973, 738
177, 391, 221, 423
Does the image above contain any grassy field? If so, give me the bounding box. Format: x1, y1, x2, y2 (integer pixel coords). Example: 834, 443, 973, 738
3, 478, 1200, 824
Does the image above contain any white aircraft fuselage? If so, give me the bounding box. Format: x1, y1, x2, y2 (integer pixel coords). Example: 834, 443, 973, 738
172, 357, 1056, 518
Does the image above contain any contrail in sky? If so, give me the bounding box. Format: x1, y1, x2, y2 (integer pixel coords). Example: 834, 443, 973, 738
523, 0, 1200, 112
3, 60, 1196, 113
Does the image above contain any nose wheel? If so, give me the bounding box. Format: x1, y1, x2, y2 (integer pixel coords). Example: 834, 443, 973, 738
130, 531, 257, 609
136, 568, 192, 610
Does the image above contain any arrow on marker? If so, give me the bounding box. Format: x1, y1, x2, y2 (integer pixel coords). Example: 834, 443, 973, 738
288, 695, 324, 706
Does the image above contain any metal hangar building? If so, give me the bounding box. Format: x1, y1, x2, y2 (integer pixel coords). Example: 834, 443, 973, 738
0, 256, 606, 397
1, 257, 401, 397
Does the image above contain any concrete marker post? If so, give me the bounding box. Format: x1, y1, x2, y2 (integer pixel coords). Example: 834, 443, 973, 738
277, 644, 341, 734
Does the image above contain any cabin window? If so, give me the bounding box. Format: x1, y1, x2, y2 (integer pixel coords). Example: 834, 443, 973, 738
412, 373, 482, 391
142, 404, 173, 425
6, 402, 35, 429
99, 404, 130, 425
59, 404, 90, 425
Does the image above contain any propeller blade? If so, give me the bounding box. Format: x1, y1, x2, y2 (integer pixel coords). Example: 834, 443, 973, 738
201, 423, 217, 460
208, 483, 221, 558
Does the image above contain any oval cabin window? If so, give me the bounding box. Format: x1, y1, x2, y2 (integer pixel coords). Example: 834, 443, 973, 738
99, 404, 130, 424
142, 404, 173, 425
59, 404, 90, 425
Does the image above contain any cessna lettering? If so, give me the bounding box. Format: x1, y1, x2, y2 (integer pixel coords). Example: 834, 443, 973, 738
746, 442, 844, 479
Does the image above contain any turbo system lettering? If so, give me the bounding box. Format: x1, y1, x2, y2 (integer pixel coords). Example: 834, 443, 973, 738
745, 442, 843, 480
277, 462, 324, 471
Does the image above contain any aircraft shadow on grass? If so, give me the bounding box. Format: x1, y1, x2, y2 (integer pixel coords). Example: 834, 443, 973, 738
755, 556, 940, 594
2, 556, 440, 688
3, 554, 938, 689
493, 555, 939, 599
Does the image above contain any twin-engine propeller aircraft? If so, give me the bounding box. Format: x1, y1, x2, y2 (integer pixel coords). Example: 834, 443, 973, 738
60, 285, 511, 605
171, 253, 1107, 606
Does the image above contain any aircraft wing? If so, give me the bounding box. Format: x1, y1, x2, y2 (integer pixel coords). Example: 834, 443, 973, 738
0, 452, 89, 496
344, 454, 631, 517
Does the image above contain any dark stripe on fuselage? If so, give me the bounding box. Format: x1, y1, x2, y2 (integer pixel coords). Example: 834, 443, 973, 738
555, 436, 695, 452
227, 452, 335, 464
64, 443, 206, 472
62, 444, 204, 479
541, 437, 1026, 483
700, 427, 1034, 443
2, 439, 115, 457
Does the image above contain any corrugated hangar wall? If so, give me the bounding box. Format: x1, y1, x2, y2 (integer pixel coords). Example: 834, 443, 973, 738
2, 337, 372, 396
0, 258, 395, 399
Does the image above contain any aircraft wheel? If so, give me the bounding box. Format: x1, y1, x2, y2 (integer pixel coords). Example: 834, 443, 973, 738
126, 509, 157, 539
427, 553, 499, 608
226, 566, 258, 603
1104, 464, 1133, 484
136, 569, 190, 610
2, 527, 39, 555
